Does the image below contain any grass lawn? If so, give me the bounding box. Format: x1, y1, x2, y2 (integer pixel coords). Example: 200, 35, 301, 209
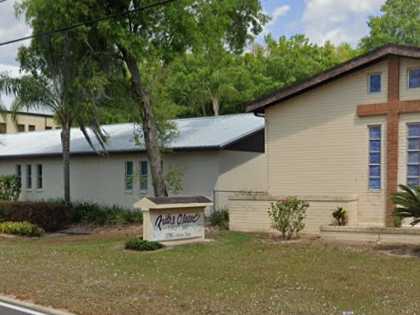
0, 230, 420, 315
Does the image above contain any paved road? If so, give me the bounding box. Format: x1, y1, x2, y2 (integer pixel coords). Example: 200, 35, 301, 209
0, 301, 49, 315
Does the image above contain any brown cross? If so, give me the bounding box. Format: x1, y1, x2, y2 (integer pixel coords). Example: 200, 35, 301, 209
357, 56, 420, 226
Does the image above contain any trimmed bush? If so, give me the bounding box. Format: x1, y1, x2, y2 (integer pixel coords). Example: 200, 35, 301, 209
0, 221, 44, 237
0, 201, 72, 232
268, 197, 309, 240
125, 238, 163, 251
209, 209, 229, 230
0, 175, 21, 201
71, 202, 143, 225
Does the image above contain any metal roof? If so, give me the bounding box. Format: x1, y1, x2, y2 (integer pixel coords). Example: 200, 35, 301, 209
0, 113, 264, 158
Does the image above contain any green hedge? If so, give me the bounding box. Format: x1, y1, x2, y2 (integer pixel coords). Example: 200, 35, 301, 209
0, 200, 143, 232
125, 238, 163, 251
0, 221, 44, 237
0, 201, 73, 232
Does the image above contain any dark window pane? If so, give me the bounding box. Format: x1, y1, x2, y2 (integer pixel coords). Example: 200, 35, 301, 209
408, 152, 420, 164
409, 69, 420, 89
369, 165, 381, 177
408, 124, 420, 137
408, 177, 419, 187
140, 161, 148, 176
369, 140, 381, 152
370, 152, 381, 164
369, 74, 381, 92
125, 161, 133, 176
369, 178, 381, 190
408, 165, 420, 177
369, 126, 381, 139
409, 138, 420, 150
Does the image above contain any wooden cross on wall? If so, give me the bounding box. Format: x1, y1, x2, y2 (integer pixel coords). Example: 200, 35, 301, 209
357, 56, 420, 226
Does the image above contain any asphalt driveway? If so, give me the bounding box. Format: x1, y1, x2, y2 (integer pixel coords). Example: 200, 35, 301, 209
0, 301, 50, 315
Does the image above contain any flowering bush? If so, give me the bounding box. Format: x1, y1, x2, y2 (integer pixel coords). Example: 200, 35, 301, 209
0, 175, 20, 201
268, 197, 309, 240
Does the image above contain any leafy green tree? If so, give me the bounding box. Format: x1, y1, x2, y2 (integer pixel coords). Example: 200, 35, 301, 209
0, 16, 110, 204
61, 0, 267, 196
360, 0, 420, 51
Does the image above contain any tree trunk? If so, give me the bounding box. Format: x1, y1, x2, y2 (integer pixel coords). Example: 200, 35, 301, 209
211, 96, 220, 116
61, 122, 71, 204
122, 49, 168, 197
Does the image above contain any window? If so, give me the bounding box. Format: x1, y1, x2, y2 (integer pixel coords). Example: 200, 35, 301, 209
17, 124, 25, 132
368, 126, 381, 190
36, 164, 43, 189
408, 68, 420, 89
140, 160, 148, 192
407, 124, 420, 186
0, 123, 7, 134
28, 125, 36, 132
369, 73, 382, 93
26, 165, 32, 190
125, 161, 134, 191
45, 126, 52, 130
16, 165, 22, 188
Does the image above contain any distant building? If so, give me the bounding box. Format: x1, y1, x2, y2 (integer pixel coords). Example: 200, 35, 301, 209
0, 113, 266, 210
0, 111, 57, 134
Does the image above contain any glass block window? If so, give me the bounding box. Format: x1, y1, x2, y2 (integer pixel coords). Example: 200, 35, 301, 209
125, 161, 134, 191
369, 73, 382, 93
140, 161, 148, 192
368, 126, 381, 190
407, 124, 420, 186
408, 68, 420, 89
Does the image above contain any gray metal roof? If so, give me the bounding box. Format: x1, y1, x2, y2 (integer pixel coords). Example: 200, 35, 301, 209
0, 113, 264, 158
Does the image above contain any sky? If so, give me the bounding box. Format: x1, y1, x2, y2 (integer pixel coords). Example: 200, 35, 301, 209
0, 0, 386, 77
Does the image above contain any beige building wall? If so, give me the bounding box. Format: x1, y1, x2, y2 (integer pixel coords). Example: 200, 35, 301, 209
0, 113, 57, 134
230, 57, 420, 234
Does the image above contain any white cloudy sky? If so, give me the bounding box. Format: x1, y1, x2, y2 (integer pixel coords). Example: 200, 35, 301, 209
0, 0, 386, 76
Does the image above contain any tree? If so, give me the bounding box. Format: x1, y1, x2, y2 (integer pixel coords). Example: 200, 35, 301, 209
57, 0, 267, 196
0, 17, 110, 204
360, 0, 420, 51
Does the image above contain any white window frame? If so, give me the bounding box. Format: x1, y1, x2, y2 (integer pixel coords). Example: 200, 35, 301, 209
26, 164, 32, 190
408, 67, 420, 89
124, 161, 134, 192
368, 72, 382, 94
368, 125, 382, 192
139, 160, 148, 193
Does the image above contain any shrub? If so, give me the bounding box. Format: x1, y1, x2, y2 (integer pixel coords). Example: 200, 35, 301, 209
0, 221, 44, 237
0, 175, 21, 201
0, 201, 72, 232
125, 238, 163, 251
209, 209, 229, 230
332, 207, 348, 226
268, 197, 309, 240
71, 202, 143, 225
392, 184, 420, 226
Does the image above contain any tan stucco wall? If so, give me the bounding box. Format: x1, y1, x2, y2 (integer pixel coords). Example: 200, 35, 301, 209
231, 57, 420, 234
265, 60, 389, 228
0, 113, 57, 133
0, 150, 266, 210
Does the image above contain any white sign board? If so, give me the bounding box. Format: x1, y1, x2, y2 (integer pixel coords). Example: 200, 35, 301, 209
150, 210, 204, 241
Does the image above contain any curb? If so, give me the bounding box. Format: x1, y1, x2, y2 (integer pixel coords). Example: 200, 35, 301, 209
0, 295, 75, 315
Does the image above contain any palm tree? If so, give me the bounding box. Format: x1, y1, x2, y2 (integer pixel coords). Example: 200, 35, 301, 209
392, 184, 420, 226
0, 35, 108, 204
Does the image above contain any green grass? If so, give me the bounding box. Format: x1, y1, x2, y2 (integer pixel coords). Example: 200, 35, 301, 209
0, 231, 420, 315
